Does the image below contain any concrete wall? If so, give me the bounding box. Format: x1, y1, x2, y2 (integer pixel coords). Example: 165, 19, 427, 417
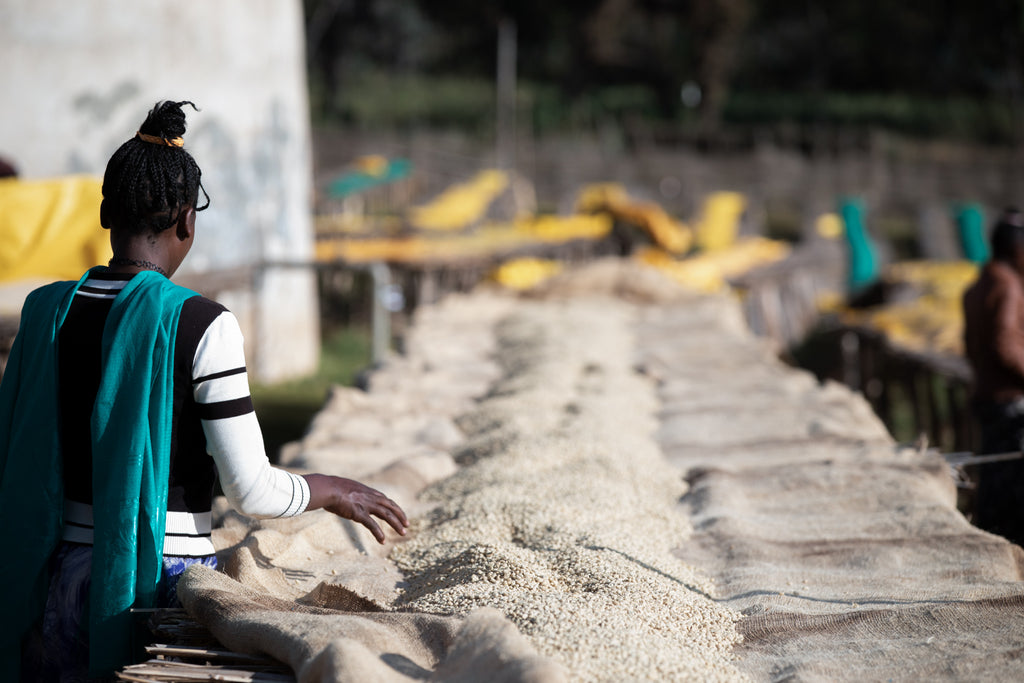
0, 0, 319, 382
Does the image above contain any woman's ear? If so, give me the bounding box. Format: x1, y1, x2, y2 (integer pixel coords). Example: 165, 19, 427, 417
100, 199, 111, 230
176, 206, 196, 242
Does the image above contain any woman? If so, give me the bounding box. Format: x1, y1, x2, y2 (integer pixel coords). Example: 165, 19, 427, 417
0, 100, 408, 681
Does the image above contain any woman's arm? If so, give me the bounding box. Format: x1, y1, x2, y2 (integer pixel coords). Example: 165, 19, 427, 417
193, 309, 407, 543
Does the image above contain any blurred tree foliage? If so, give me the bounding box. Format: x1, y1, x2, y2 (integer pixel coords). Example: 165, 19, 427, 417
303, 0, 1024, 142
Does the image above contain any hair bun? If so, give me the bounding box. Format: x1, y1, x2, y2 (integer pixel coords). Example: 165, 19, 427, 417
137, 100, 198, 141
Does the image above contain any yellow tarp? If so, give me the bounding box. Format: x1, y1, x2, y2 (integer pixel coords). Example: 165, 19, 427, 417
634, 237, 791, 293
489, 257, 563, 291
315, 214, 611, 264
576, 183, 692, 254
0, 176, 110, 283
692, 191, 747, 252
408, 170, 509, 231
840, 260, 979, 356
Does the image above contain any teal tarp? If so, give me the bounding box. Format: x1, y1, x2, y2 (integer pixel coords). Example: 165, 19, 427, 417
955, 203, 989, 264
839, 197, 879, 292
327, 159, 412, 199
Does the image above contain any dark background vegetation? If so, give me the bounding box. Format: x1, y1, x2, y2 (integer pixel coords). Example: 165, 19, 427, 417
304, 0, 1024, 144
256, 2, 1024, 461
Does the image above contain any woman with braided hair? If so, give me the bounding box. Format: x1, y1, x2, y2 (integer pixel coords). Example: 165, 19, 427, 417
0, 100, 408, 681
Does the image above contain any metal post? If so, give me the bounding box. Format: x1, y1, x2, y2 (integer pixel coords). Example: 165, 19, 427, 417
369, 262, 391, 366
841, 329, 861, 391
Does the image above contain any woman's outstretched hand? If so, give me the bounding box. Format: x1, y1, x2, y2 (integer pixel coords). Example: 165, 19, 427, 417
303, 474, 409, 544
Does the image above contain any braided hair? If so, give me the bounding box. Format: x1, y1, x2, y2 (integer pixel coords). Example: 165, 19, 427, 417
100, 100, 210, 235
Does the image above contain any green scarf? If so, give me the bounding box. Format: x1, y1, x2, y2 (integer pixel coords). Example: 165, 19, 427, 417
0, 268, 197, 678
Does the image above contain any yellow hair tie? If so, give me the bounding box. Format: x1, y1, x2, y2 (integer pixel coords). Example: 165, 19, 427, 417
136, 132, 184, 148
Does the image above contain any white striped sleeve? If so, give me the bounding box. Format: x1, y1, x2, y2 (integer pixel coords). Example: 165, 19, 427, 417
193, 311, 310, 519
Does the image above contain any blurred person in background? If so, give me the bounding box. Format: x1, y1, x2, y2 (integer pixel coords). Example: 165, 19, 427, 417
962, 207, 1024, 546
0, 100, 407, 681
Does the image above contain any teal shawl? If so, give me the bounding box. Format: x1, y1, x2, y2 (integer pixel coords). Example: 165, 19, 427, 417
0, 268, 197, 678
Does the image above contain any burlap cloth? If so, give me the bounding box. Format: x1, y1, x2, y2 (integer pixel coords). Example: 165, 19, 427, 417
636, 295, 1024, 681
178, 565, 560, 682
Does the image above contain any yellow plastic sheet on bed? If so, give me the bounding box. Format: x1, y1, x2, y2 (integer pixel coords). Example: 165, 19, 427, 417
0, 176, 110, 283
